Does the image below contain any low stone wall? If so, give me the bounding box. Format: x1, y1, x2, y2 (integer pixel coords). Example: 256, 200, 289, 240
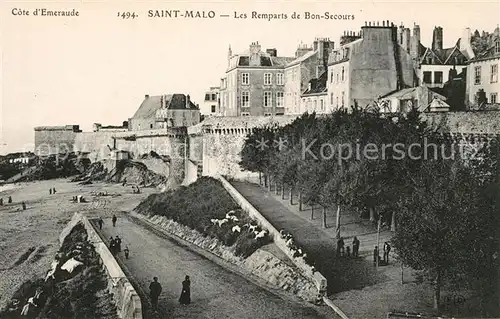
59, 213, 142, 319
217, 176, 328, 294
134, 213, 319, 302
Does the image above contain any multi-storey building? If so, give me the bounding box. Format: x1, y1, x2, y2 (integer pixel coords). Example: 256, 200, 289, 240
327, 21, 416, 110
219, 42, 295, 116
300, 71, 328, 114
201, 87, 220, 117
466, 27, 500, 107
412, 25, 472, 89
284, 38, 334, 114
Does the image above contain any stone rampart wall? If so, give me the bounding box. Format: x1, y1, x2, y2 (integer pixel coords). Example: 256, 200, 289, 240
59, 213, 142, 319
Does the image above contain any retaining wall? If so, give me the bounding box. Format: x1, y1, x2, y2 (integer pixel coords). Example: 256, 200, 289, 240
216, 176, 328, 294
59, 213, 142, 319
134, 212, 319, 302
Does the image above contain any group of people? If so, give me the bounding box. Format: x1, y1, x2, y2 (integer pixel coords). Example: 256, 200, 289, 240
373, 242, 392, 265
336, 236, 360, 258
109, 235, 129, 258
49, 187, 57, 195
149, 275, 191, 312
0, 196, 13, 206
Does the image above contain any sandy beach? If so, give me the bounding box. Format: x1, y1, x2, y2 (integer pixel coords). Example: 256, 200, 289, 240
0, 178, 156, 311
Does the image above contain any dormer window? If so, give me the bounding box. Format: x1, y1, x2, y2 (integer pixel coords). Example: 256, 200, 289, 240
495, 41, 500, 54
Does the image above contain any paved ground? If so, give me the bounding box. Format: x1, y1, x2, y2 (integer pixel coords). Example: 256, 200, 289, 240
229, 180, 441, 318
99, 214, 337, 319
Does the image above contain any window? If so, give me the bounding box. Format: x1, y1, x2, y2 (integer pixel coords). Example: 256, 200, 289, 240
264, 113, 272, 117
241, 112, 250, 116
264, 73, 272, 85
320, 99, 325, 111
475, 66, 482, 85
276, 92, 284, 107
241, 91, 249, 107
330, 93, 334, 105
205, 94, 210, 101
341, 67, 345, 81
150, 124, 153, 129
313, 100, 317, 110
211, 105, 216, 113
330, 70, 333, 83
496, 41, 500, 54
423, 71, 432, 84
277, 73, 284, 85
491, 64, 498, 83
434, 71, 443, 84
491, 93, 498, 104
211, 94, 217, 100
242, 73, 249, 85
336, 96, 339, 107
264, 91, 272, 107
341, 91, 345, 108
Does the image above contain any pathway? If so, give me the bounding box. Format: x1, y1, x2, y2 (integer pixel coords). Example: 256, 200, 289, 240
230, 180, 394, 295
99, 214, 338, 319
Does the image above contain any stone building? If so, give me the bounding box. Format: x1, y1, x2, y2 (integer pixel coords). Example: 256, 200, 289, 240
201, 87, 221, 117
378, 86, 448, 113
466, 27, 500, 108
93, 122, 129, 132
300, 71, 329, 114
128, 94, 200, 131
327, 21, 416, 110
219, 42, 295, 116
34, 125, 82, 156
284, 38, 334, 114
414, 25, 472, 89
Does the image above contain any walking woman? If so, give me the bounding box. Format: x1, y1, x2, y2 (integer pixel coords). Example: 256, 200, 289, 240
179, 275, 191, 305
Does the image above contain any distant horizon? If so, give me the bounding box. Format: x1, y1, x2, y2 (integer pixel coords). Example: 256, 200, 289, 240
2, 0, 499, 155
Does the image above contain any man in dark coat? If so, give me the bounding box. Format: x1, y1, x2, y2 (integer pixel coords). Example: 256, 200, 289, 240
115, 236, 122, 252
112, 214, 117, 227
383, 242, 391, 264
98, 217, 104, 230
109, 237, 116, 255
179, 275, 191, 305
352, 236, 360, 257
336, 237, 345, 257
149, 277, 162, 311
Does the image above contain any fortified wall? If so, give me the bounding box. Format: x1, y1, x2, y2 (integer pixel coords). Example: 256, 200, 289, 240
34, 125, 82, 156
33, 111, 500, 184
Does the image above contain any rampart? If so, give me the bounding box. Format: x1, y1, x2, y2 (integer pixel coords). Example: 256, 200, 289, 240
59, 213, 142, 319
34, 125, 81, 156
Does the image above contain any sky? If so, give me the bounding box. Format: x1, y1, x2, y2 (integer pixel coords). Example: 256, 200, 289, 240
1, 0, 499, 154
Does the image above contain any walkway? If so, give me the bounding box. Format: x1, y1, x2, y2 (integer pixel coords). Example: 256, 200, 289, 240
230, 180, 394, 295
99, 214, 337, 319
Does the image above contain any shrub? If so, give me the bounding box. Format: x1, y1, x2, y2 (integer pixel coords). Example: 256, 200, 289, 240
135, 177, 273, 257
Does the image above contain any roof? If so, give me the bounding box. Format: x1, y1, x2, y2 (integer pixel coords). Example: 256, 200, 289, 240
286, 50, 318, 67
381, 86, 446, 101
328, 38, 362, 66
469, 40, 500, 62
420, 43, 468, 65
230, 51, 294, 70
131, 94, 199, 119
302, 71, 328, 95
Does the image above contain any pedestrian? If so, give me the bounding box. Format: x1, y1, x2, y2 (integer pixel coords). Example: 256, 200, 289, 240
179, 275, 191, 305
112, 214, 117, 227
8, 196, 12, 204
352, 236, 360, 257
49, 188, 52, 195
122, 179, 127, 187
115, 236, 122, 252
336, 237, 345, 257
53, 188, 57, 194
383, 242, 391, 264
109, 237, 116, 255
22, 202, 26, 210
0, 198, 3, 206
98, 217, 104, 230
124, 246, 130, 259
149, 277, 162, 311
346, 246, 351, 257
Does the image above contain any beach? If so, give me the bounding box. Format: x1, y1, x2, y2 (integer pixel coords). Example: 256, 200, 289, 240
0, 178, 156, 311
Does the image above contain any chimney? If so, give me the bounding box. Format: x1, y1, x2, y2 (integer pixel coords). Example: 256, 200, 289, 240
145, 94, 149, 99
266, 48, 277, 57
186, 94, 191, 109
432, 26, 443, 51
410, 23, 421, 64
402, 28, 411, 53
313, 38, 319, 51
249, 41, 261, 66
